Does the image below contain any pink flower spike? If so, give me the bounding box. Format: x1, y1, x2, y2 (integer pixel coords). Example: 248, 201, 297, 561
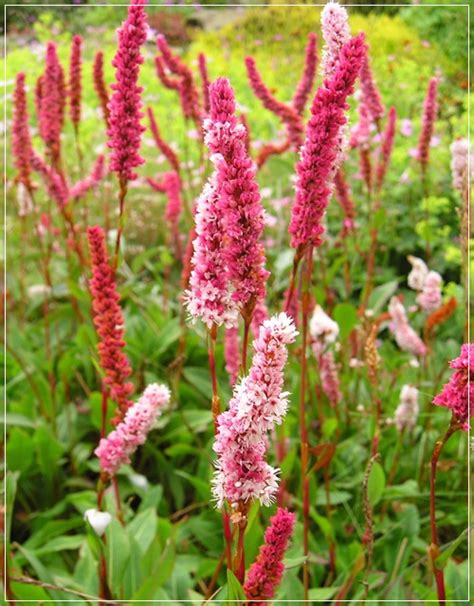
212, 313, 297, 507
317, 349, 342, 407
359, 47, 385, 123
31, 152, 69, 208
321, 1, 351, 78
417, 77, 438, 172
95, 383, 171, 475
416, 270, 442, 312
12, 73, 33, 190
375, 106, 397, 190
69, 155, 106, 199
388, 296, 427, 357
333, 169, 356, 237
185, 176, 239, 329
198, 52, 211, 114
206, 77, 269, 315
147, 107, 180, 174
251, 297, 269, 338
87, 225, 134, 424
245, 56, 304, 150
69, 35, 82, 127
93, 51, 110, 127
433, 344, 473, 431
244, 507, 295, 604
292, 33, 318, 115
40, 42, 65, 163
289, 34, 366, 251
450, 138, 472, 192
107, 0, 148, 182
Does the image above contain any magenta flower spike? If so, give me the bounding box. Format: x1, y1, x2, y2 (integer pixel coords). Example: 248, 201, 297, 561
417, 77, 438, 172
40, 42, 65, 163
433, 344, 473, 431
333, 169, 356, 236
198, 52, 211, 114
206, 77, 269, 317
212, 314, 297, 507
95, 383, 171, 475
69, 155, 106, 200
107, 0, 148, 183
292, 33, 318, 116
244, 507, 296, 604
224, 325, 240, 386
321, 1, 351, 78
147, 107, 180, 174
31, 152, 69, 208
245, 56, 304, 150
289, 34, 366, 253
69, 35, 82, 128
93, 51, 110, 127
185, 176, 239, 328
12, 73, 33, 190
375, 106, 397, 190
359, 47, 385, 123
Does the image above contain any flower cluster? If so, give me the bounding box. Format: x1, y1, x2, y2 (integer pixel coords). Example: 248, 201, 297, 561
388, 296, 427, 357
147, 107, 181, 174
39, 42, 66, 162
108, 0, 147, 182
93, 51, 110, 127
156, 34, 202, 125
147, 171, 183, 257
292, 33, 318, 115
224, 326, 240, 386
309, 304, 339, 345
69, 155, 106, 200
69, 35, 82, 127
87, 226, 134, 424
212, 314, 297, 507
244, 507, 295, 604
433, 344, 473, 431
31, 152, 69, 209
450, 138, 472, 192
359, 47, 385, 123
333, 169, 356, 235
417, 77, 438, 170
289, 34, 366, 251
245, 56, 304, 150
96, 383, 170, 475
188, 77, 268, 320
375, 106, 397, 190
395, 385, 419, 432
310, 305, 342, 406
12, 73, 33, 189
407, 256, 442, 312
320, 1, 351, 78
198, 52, 211, 114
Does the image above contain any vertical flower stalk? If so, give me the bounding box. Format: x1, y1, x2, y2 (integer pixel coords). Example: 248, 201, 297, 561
198, 52, 211, 114
87, 226, 134, 428
147, 171, 183, 260
375, 106, 396, 191
213, 314, 297, 581
292, 33, 318, 116
107, 0, 147, 269
430, 344, 472, 605
39, 42, 66, 172
243, 508, 295, 605
288, 34, 366, 598
450, 138, 472, 339
147, 107, 180, 174
206, 77, 269, 370
245, 56, 304, 151
12, 73, 33, 191
417, 77, 438, 176
69, 34, 83, 165
93, 51, 110, 128
224, 326, 240, 386
359, 47, 385, 127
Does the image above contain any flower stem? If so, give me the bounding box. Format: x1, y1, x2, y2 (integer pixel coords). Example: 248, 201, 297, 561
429, 417, 460, 605
113, 178, 128, 272
300, 245, 313, 600
207, 325, 220, 432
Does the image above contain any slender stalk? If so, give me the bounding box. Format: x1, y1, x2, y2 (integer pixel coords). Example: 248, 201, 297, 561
207, 324, 220, 432
241, 318, 251, 373
300, 245, 314, 600
429, 417, 461, 605
113, 178, 128, 272
112, 476, 124, 526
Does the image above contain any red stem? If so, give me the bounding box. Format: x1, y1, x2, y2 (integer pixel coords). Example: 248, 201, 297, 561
113, 178, 128, 272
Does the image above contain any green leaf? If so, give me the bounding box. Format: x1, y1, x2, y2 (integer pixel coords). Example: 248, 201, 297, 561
132, 540, 175, 599
435, 528, 469, 569
367, 461, 386, 506
15, 545, 72, 602
182, 367, 213, 398
5, 471, 19, 546
2, 413, 36, 428
226, 569, 247, 602
106, 518, 131, 597
33, 425, 64, 476
174, 470, 211, 501
127, 508, 157, 556
367, 279, 399, 314
34, 535, 85, 556
308, 587, 340, 600
333, 303, 358, 339
7, 427, 34, 473
284, 555, 308, 570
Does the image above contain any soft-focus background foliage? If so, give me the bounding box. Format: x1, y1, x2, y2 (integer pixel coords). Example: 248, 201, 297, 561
3, 1, 471, 603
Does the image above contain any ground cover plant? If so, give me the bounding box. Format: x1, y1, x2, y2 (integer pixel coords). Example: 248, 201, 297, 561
3, 1, 472, 604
